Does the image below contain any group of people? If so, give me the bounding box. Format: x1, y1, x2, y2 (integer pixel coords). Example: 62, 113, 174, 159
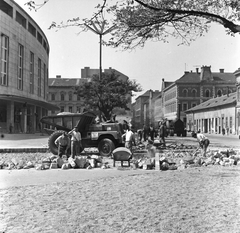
137, 120, 167, 147
54, 123, 210, 160
54, 127, 82, 159
137, 121, 210, 157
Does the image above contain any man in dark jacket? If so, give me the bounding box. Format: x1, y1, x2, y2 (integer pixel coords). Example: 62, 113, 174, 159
159, 121, 166, 147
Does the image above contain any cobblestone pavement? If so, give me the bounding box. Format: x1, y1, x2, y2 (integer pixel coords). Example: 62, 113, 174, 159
1, 166, 240, 233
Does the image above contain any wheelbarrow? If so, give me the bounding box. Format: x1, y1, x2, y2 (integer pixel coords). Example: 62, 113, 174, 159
112, 147, 132, 167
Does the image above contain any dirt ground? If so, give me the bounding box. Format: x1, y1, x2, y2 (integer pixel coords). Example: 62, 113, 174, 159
1, 164, 240, 233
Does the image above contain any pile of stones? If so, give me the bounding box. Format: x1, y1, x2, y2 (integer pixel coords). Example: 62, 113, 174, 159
0, 154, 110, 170
132, 146, 240, 171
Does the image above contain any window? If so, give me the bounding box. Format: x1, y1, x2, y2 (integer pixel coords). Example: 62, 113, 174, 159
76, 106, 81, 113
37, 32, 42, 44
69, 93, 72, 101
182, 103, 188, 111
1, 35, 9, 86
217, 89, 222, 97
61, 94, 65, 101
205, 90, 210, 97
29, 52, 34, 94
43, 40, 47, 50
17, 44, 24, 90
69, 106, 73, 112
0, 1, 13, 17
192, 89, 197, 97
60, 106, 64, 112
51, 94, 55, 101
43, 63, 46, 98
16, 11, 26, 28
28, 22, 36, 37
230, 117, 232, 131
183, 89, 188, 97
191, 103, 197, 108
238, 87, 240, 102
37, 58, 41, 96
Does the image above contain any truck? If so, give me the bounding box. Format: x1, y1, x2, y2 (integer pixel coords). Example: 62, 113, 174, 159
40, 111, 126, 157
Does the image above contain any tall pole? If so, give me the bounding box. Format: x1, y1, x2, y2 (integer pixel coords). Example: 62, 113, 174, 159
85, 22, 116, 80
99, 34, 102, 80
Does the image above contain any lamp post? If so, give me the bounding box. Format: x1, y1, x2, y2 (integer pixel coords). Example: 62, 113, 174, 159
85, 20, 116, 80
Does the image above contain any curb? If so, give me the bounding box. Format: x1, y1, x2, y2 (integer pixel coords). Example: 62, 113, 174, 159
0, 148, 49, 153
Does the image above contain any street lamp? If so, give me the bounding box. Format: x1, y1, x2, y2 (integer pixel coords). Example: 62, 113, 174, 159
85, 20, 116, 80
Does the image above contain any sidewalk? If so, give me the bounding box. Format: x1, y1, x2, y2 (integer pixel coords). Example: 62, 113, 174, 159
0, 133, 49, 153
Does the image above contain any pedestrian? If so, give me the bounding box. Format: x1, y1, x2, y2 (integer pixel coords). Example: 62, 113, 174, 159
149, 123, 155, 141
9, 123, 13, 134
142, 124, 148, 142
122, 127, 136, 153
195, 130, 210, 157
68, 127, 82, 159
54, 132, 70, 158
159, 121, 166, 147
137, 129, 143, 143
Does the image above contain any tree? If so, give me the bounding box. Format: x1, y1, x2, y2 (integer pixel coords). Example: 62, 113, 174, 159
25, 0, 240, 50
74, 72, 142, 120
105, 0, 240, 49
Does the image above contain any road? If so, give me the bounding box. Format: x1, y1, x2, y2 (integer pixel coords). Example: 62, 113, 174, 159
166, 133, 240, 150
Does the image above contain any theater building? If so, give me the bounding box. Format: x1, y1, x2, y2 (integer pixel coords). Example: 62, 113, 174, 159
0, 0, 58, 133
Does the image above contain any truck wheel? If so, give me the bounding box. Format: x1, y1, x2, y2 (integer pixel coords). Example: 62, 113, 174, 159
48, 130, 66, 155
98, 138, 115, 157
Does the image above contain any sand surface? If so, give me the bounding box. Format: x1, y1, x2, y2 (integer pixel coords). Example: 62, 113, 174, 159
1, 165, 240, 233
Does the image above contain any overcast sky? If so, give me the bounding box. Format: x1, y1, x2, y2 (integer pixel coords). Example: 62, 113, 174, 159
15, 0, 240, 99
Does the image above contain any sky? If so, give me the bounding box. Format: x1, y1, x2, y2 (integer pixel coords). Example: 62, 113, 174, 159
15, 0, 240, 100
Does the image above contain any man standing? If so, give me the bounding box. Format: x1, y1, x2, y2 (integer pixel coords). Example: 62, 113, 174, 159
149, 123, 155, 141
68, 127, 82, 159
55, 132, 70, 158
195, 130, 210, 157
122, 127, 136, 153
159, 121, 166, 147
142, 124, 148, 142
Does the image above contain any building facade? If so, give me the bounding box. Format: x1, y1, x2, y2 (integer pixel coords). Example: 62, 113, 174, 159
48, 67, 132, 120
162, 66, 236, 127
48, 76, 87, 115
0, 0, 58, 133
234, 68, 240, 135
185, 93, 237, 135
131, 90, 160, 130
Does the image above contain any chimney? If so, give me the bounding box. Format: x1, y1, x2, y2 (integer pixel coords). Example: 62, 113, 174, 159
56, 75, 61, 78
200, 66, 213, 81
219, 68, 224, 73
184, 71, 189, 74
196, 68, 199, 73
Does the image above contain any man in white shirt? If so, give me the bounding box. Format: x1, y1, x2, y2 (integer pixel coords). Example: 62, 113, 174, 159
122, 127, 136, 153
68, 127, 82, 159
195, 130, 210, 157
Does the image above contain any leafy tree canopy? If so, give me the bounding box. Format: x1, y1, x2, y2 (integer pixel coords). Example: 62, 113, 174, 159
74, 72, 142, 120
25, 0, 240, 49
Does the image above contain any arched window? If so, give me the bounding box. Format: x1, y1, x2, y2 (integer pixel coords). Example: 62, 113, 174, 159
217, 89, 222, 97
205, 90, 210, 97
183, 89, 188, 97
61, 93, 65, 101
69, 93, 72, 101
192, 89, 197, 97
51, 93, 55, 101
